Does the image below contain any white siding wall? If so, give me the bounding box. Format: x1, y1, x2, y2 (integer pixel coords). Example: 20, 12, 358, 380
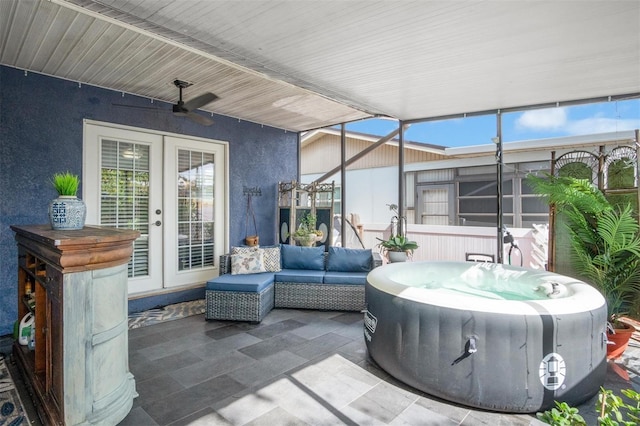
303, 166, 399, 224
363, 223, 544, 269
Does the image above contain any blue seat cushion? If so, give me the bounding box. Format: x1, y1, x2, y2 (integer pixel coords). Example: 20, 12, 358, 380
280, 244, 325, 270
206, 272, 275, 292
274, 269, 325, 284
326, 247, 373, 272
323, 271, 368, 285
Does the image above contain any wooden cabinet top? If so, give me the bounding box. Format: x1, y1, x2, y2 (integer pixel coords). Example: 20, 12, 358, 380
11, 225, 141, 272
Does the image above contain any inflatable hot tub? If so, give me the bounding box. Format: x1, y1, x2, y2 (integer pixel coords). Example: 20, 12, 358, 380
364, 261, 607, 413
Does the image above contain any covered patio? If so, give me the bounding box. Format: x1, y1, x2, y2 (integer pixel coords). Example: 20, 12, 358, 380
1, 1, 639, 425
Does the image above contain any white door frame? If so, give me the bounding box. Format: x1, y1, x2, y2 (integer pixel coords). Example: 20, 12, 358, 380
82, 119, 229, 295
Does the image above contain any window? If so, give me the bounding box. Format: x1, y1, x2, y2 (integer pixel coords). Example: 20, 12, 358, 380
458, 179, 513, 227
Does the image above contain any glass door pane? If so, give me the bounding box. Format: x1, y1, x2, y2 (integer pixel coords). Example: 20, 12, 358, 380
84, 123, 164, 295
101, 140, 151, 277
164, 136, 226, 288
177, 149, 215, 271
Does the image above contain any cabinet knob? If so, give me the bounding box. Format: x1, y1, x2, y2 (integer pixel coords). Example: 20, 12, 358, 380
46, 276, 53, 283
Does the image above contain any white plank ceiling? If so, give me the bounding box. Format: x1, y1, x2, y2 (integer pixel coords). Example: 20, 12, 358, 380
1, 0, 639, 132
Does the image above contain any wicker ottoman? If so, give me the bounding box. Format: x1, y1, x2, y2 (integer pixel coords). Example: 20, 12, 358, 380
205, 272, 275, 322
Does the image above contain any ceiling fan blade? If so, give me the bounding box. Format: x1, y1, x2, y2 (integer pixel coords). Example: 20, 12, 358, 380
186, 112, 214, 126
112, 103, 160, 111
182, 92, 218, 112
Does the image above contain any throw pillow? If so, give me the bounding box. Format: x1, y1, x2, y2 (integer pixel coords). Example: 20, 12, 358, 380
231, 246, 259, 255
261, 246, 281, 272
231, 250, 266, 275
326, 247, 372, 272
280, 244, 325, 270
232, 245, 281, 272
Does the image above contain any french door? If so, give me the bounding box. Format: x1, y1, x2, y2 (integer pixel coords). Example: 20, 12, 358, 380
84, 122, 227, 295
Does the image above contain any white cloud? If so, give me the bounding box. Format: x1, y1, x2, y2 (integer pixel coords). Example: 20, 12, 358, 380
515, 106, 640, 136
565, 117, 640, 135
516, 108, 567, 131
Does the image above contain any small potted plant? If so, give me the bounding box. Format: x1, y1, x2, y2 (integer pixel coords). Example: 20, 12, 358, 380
377, 235, 419, 262
292, 212, 323, 247
529, 174, 640, 358
49, 171, 86, 230
377, 203, 418, 262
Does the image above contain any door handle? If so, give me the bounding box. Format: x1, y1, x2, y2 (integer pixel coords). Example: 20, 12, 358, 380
151, 220, 162, 226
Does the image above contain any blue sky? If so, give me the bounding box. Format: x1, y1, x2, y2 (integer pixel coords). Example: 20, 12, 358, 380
344, 99, 640, 148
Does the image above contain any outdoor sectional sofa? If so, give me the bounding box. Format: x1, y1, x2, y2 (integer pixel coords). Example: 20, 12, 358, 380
205, 244, 382, 322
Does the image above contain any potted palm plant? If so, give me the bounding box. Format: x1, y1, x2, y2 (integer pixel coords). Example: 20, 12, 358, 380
529, 174, 640, 358
49, 171, 86, 230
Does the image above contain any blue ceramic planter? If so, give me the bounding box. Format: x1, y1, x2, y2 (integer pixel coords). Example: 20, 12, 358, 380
49, 196, 86, 230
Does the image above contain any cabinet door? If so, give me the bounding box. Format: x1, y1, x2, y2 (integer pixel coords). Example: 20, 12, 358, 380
46, 267, 64, 413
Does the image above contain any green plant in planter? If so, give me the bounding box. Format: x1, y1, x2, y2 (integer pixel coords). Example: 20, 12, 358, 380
51, 171, 80, 196
536, 387, 640, 425
537, 400, 587, 425
376, 235, 419, 254
528, 174, 640, 324
294, 212, 323, 237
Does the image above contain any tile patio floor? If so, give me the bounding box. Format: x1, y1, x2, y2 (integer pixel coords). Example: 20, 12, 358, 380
116, 308, 640, 426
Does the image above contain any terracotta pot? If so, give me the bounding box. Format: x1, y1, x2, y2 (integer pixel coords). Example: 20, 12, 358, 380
606, 322, 635, 360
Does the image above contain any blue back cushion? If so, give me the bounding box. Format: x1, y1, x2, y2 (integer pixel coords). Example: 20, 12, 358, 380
326, 247, 372, 272
280, 244, 325, 270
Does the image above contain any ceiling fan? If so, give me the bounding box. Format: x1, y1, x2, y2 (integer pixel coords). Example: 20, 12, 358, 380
112, 79, 218, 126
171, 79, 218, 126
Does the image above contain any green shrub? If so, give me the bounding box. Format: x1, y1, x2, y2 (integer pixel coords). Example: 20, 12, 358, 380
537, 388, 640, 426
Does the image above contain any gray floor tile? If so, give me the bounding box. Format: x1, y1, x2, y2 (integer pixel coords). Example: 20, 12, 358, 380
329, 312, 363, 324
142, 375, 245, 425
135, 374, 186, 406
119, 406, 160, 426
170, 351, 256, 387
238, 332, 308, 360
129, 331, 172, 351
415, 395, 474, 424
349, 380, 419, 423
389, 401, 458, 425
138, 350, 204, 378
244, 406, 310, 426
288, 332, 352, 360
289, 318, 342, 339
115, 309, 639, 426
228, 351, 307, 388
247, 319, 306, 339
189, 333, 263, 359
205, 324, 257, 340
167, 407, 233, 426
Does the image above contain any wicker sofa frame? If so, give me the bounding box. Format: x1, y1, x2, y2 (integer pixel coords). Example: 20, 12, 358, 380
205, 284, 274, 323
206, 250, 381, 322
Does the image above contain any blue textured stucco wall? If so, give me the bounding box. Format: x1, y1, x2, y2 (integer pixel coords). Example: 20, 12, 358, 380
0, 65, 297, 335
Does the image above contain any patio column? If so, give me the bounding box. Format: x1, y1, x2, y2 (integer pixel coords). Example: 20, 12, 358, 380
340, 123, 347, 247
495, 112, 504, 264
398, 121, 405, 235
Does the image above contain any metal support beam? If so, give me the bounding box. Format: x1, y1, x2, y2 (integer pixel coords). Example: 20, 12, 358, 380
495, 112, 504, 264
398, 121, 406, 235
340, 123, 347, 248
311, 126, 405, 184
636, 129, 640, 223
